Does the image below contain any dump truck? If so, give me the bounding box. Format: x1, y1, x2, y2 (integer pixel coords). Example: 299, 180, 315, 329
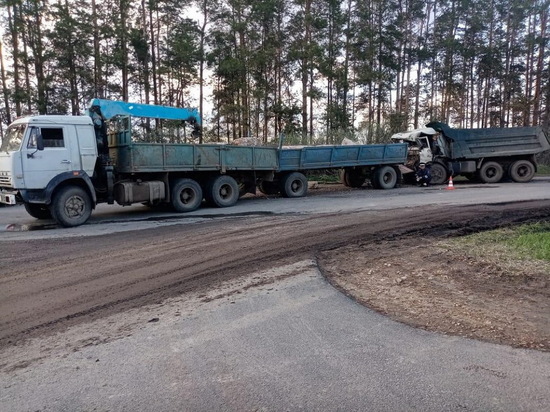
391, 122, 550, 184
0, 99, 407, 227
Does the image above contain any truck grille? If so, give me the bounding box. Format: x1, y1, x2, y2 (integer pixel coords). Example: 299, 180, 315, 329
0, 172, 12, 186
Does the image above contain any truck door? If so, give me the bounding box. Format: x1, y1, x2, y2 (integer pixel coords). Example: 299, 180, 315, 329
75, 125, 97, 176
21, 126, 77, 189
418, 137, 433, 164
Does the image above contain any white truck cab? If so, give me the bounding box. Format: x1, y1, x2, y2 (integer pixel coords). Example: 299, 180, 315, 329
0, 115, 98, 207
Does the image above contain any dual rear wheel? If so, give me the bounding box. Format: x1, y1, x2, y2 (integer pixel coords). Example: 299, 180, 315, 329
171, 175, 241, 212
340, 166, 399, 189
478, 160, 535, 183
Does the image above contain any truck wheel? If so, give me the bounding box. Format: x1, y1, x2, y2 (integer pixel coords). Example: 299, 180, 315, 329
206, 175, 239, 207
280, 172, 308, 198
24, 203, 52, 220
430, 163, 448, 185
479, 161, 504, 183
171, 178, 202, 212
373, 166, 397, 189
51, 186, 92, 227
258, 180, 280, 195
339, 169, 350, 187
340, 169, 365, 188
509, 160, 535, 183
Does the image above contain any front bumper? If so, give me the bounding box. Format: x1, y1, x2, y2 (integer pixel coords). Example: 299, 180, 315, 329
0, 190, 17, 205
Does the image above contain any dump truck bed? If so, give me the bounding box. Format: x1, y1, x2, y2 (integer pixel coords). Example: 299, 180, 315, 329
428, 122, 550, 160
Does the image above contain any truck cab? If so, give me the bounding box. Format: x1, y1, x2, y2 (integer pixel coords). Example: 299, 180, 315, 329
390, 127, 450, 164
0, 116, 98, 210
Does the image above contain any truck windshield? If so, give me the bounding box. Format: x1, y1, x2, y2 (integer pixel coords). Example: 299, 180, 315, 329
1, 124, 27, 152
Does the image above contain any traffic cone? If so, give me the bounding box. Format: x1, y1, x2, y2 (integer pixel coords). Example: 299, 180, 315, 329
446, 175, 456, 190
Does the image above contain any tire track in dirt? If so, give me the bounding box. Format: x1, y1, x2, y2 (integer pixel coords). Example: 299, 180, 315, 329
1, 200, 549, 348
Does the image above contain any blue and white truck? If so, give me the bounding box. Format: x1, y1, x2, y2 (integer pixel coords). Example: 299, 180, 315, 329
0, 99, 407, 227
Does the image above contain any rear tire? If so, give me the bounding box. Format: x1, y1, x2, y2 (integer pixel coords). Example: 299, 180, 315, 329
24, 203, 52, 220
171, 178, 202, 212
51, 186, 92, 227
205, 175, 239, 207
373, 166, 397, 189
479, 161, 504, 183
280, 172, 308, 198
508, 160, 535, 183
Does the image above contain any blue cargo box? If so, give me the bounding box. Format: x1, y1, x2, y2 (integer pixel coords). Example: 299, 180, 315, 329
110, 134, 407, 174
279, 143, 408, 171
112, 143, 279, 173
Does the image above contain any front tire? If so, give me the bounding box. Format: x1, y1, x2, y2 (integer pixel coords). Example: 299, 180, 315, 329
51, 186, 92, 227
509, 160, 535, 183
430, 163, 448, 185
479, 161, 504, 183
280, 172, 308, 198
171, 178, 202, 212
24, 203, 52, 220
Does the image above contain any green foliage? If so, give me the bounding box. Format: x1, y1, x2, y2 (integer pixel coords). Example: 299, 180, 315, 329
457, 222, 550, 262
0, 0, 548, 139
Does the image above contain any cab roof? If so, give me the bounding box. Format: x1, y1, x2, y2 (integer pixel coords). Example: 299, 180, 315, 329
390, 127, 437, 142
11, 115, 93, 126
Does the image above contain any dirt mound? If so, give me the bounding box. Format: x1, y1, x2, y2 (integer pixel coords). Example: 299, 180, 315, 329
319, 206, 550, 351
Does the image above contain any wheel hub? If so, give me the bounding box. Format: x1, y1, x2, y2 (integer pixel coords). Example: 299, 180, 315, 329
64, 196, 85, 218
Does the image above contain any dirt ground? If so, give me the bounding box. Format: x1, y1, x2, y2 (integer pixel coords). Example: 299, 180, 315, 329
319, 216, 550, 352
1, 195, 549, 359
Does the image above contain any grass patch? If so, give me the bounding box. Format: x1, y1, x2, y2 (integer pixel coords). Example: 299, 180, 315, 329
536, 164, 550, 175
445, 222, 550, 269
512, 223, 550, 261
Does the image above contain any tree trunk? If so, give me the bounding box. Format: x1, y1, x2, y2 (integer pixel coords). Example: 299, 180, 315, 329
533, 5, 547, 126
0, 41, 12, 125
119, 0, 129, 101
92, 0, 103, 98
149, 5, 158, 105
7, 3, 22, 117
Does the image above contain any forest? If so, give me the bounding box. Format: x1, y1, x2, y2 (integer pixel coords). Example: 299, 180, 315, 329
0, 0, 548, 144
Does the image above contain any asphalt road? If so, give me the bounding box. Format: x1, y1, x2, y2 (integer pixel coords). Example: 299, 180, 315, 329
2, 176, 550, 239
1, 178, 550, 411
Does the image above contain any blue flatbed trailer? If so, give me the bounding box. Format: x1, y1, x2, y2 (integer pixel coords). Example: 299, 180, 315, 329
112, 139, 407, 174
102, 99, 408, 203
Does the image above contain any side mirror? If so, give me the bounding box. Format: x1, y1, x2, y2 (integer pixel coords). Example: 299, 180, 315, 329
27, 130, 44, 158
36, 134, 44, 151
